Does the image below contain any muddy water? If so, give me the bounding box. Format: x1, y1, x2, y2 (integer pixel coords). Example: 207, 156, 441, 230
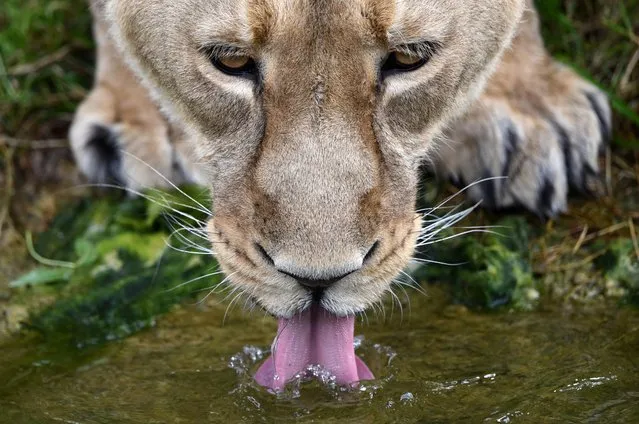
1, 289, 638, 423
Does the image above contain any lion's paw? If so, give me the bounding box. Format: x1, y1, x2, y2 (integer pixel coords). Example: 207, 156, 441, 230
69, 85, 193, 192
437, 63, 611, 218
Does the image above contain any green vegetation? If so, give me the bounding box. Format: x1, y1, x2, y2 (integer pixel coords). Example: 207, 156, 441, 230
8, 188, 221, 347
595, 239, 639, 304
414, 214, 639, 311
0, 0, 92, 137
414, 217, 539, 311
537, 0, 639, 147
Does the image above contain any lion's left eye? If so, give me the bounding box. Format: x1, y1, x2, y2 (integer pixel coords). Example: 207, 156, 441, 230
211, 55, 257, 77
382, 52, 428, 73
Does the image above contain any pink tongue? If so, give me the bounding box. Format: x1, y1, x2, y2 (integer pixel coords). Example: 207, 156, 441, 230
254, 305, 374, 391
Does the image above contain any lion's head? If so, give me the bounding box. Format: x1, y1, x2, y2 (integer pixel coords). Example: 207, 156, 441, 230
105, 0, 524, 318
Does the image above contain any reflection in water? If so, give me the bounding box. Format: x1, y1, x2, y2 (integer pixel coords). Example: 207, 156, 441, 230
554, 375, 618, 392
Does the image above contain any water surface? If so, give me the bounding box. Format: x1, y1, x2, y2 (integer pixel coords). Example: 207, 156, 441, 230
1, 289, 638, 423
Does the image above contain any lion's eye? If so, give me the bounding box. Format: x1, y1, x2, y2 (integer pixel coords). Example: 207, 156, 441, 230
381, 41, 441, 78
395, 52, 423, 68
212, 55, 257, 77
382, 52, 428, 74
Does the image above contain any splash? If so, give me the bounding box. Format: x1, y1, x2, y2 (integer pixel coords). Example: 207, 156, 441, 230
227, 335, 397, 399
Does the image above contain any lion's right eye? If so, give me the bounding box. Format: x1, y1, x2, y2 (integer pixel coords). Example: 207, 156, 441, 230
381, 40, 441, 79
212, 55, 257, 77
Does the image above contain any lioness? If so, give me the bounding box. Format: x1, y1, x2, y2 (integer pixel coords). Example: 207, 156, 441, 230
70, 0, 610, 390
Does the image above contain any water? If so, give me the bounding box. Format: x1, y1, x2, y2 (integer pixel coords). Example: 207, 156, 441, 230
1, 288, 638, 423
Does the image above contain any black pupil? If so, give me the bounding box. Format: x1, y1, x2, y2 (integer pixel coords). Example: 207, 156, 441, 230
382, 52, 427, 73
213, 57, 256, 76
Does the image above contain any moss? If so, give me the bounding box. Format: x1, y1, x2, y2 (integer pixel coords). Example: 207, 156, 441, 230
415, 217, 540, 311
594, 239, 639, 305
10, 187, 219, 347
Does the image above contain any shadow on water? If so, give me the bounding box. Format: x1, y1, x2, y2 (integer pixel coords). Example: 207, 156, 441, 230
1, 287, 638, 423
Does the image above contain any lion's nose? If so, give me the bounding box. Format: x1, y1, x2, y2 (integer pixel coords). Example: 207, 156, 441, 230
280, 269, 356, 302
254, 241, 379, 294
281, 271, 354, 290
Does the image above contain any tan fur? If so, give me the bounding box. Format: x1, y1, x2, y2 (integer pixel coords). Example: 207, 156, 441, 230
71, 0, 609, 317
70, 6, 206, 190
437, 2, 610, 215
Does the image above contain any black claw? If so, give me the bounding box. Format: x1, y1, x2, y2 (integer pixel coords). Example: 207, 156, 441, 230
480, 169, 498, 210
500, 120, 525, 195
548, 118, 574, 182
585, 91, 612, 148
501, 121, 519, 177
581, 163, 605, 197
450, 173, 466, 190
86, 124, 124, 186
536, 177, 556, 219
449, 173, 462, 189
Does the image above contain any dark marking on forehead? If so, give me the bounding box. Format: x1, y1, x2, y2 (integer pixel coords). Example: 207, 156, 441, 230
361, 0, 394, 41
247, 0, 394, 45
247, 0, 275, 45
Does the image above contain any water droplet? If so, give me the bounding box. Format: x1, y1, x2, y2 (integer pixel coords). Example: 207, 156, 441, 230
400, 392, 414, 403
246, 396, 261, 409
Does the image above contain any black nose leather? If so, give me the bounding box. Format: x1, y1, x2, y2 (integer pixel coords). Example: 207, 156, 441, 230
296, 276, 340, 290
280, 270, 354, 290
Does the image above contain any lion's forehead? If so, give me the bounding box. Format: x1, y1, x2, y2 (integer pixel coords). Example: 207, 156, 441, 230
187, 0, 468, 49
247, 0, 393, 45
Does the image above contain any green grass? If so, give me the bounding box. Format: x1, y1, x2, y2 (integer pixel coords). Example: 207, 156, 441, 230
0, 0, 92, 137
536, 0, 639, 147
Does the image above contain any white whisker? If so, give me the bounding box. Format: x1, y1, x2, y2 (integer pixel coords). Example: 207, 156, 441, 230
393, 280, 412, 314
197, 272, 237, 305
165, 244, 213, 255
377, 297, 386, 322
166, 233, 211, 253
71, 183, 211, 224
397, 270, 428, 297
417, 228, 503, 247
121, 150, 212, 215
431, 176, 507, 212
167, 268, 224, 292
223, 290, 246, 324
165, 225, 213, 254
166, 221, 209, 240
357, 309, 370, 326
147, 186, 211, 216
387, 286, 403, 322
410, 258, 467, 267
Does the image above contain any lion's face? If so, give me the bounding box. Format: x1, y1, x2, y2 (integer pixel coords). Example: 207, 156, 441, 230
107, 0, 524, 317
